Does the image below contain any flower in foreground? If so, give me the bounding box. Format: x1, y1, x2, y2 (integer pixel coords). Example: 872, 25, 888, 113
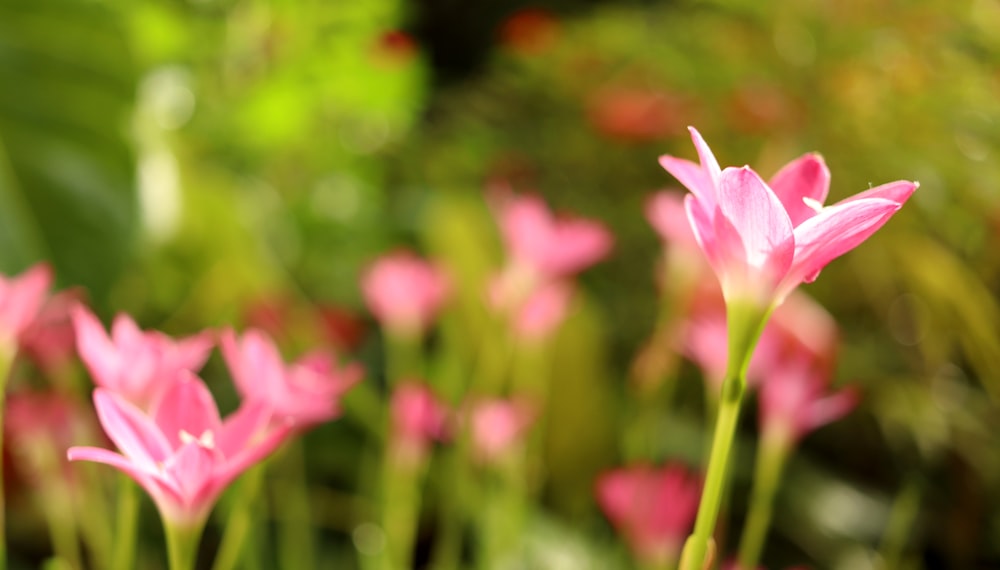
71, 306, 214, 411
221, 328, 363, 429
659, 127, 917, 309
68, 373, 290, 527
596, 463, 701, 566
0, 263, 52, 352
361, 251, 451, 338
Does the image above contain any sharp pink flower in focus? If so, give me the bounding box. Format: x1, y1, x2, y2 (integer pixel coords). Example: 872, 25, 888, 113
0, 263, 52, 351
659, 127, 917, 307
361, 251, 451, 337
67, 373, 290, 526
220, 328, 362, 430
71, 306, 214, 411
596, 463, 701, 566
390, 382, 450, 466
467, 398, 535, 464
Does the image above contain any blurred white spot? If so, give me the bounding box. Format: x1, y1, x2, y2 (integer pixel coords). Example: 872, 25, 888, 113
352, 522, 385, 555
802, 196, 824, 213
140, 66, 196, 131
811, 482, 888, 537
954, 130, 990, 162
311, 175, 362, 222
773, 21, 816, 66
138, 148, 182, 242
338, 117, 392, 155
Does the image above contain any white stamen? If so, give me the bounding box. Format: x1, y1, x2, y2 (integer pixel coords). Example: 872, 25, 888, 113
802, 196, 824, 213
179, 429, 215, 449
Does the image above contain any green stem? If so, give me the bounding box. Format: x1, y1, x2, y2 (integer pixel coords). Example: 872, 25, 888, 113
164, 521, 203, 570
111, 475, 139, 570
735, 429, 791, 570
876, 476, 923, 570
678, 301, 770, 570
276, 441, 315, 570
210, 465, 265, 570
386, 333, 424, 385
381, 454, 424, 570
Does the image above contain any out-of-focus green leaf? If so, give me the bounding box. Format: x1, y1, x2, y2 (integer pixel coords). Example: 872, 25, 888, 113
0, 0, 136, 299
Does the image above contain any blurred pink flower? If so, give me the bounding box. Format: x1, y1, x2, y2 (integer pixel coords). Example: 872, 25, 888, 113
499, 8, 559, 55
499, 194, 612, 280
19, 287, 84, 375
5, 390, 97, 485
647, 191, 700, 252
0, 263, 52, 351
71, 306, 214, 411
361, 251, 450, 337
588, 88, 686, 143
759, 354, 858, 445
68, 373, 290, 526
390, 382, 450, 465
467, 398, 535, 463
659, 127, 917, 307
221, 328, 362, 429
596, 463, 701, 566
511, 281, 573, 343
682, 287, 837, 394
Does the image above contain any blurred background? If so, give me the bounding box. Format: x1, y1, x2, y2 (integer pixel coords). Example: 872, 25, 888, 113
3, 0, 1000, 568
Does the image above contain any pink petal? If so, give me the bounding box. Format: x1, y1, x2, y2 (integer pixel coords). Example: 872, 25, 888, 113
169, 330, 215, 372
152, 372, 222, 449
162, 441, 217, 506
768, 154, 831, 226
215, 402, 272, 457
803, 387, 860, 433
222, 329, 285, 400
839, 179, 918, 206
658, 156, 714, 206
214, 421, 292, 489
92, 390, 173, 468
110, 314, 144, 346
683, 194, 720, 271
646, 191, 698, 248
71, 306, 120, 390
67, 446, 178, 501
688, 127, 722, 188
782, 197, 903, 296
714, 167, 794, 296
0, 263, 52, 340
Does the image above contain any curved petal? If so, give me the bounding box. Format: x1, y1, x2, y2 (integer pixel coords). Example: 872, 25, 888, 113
215, 401, 272, 457
162, 441, 217, 507
658, 156, 714, 207
838, 180, 917, 206
715, 167, 794, 297
153, 372, 222, 449
768, 154, 830, 226
781, 197, 903, 298
168, 330, 215, 372
803, 387, 860, 433
683, 194, 719, 272
214, 422, 291, 489
71, 306, 120, 390
93, 389, 172, 468
688, 127, 721, 188
222, 329, 285, 401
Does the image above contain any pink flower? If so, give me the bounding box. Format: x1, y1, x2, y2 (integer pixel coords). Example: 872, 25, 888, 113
647, 191, 701, 252
467, 398, 535, 463
510, 281, 573, 343
220, 328, 362, 429
5, 390, 97, 484
67, 373, 290, 526
0, 263, 52, 350
659, 127, 917, 307
596, 463, 701, 566
498, 194, 612, 280
683, 288, 837, 394
361, 251, 450, 337
19, 287, 84, 374
71, 306, 214, 411
390, 382, 450, 465
758, 354, 858, 445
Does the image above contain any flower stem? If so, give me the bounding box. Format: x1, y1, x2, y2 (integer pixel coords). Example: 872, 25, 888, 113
735, 428, 791, 570
679, 301, 770, 570
276, 440, 316, 570
210, 465, 265, 570
111, 475, 139, 570
164, 521, 204, 570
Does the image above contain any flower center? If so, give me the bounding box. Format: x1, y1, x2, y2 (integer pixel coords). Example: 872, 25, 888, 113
179, 429, 215, 449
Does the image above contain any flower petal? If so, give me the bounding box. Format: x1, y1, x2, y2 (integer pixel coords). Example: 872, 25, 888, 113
768, 154, 830, 226
781, 196, 904, 297
92, 390, 173, 468
714, 167, 794, 298
152, 372, 222, 449
839, 179, 918, 205
803, 387, 860, 433
658, 155, 713, 204
71, 306, 120, 390
67, 446, 183, 507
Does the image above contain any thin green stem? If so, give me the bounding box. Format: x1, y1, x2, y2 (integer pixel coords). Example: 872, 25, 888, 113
877, 476, 923, 570
276, 441, 316, 570
164, 521, 204, 570
736, 429, 791, 570
210, 465, 265, 570
386, 333, 424, 385
111, 475, 139, 570
679, 301, 771, 570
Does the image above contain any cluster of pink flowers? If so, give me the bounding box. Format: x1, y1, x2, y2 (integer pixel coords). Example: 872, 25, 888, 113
65, 310, 361, 527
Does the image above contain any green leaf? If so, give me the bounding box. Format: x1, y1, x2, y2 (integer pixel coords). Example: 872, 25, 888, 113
0, 0, 137, 299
